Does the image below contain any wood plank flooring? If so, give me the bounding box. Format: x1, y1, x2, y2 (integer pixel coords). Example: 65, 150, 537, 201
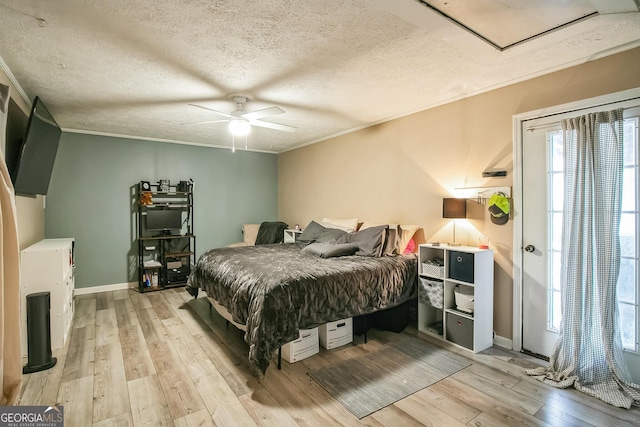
18, 288, 640, 426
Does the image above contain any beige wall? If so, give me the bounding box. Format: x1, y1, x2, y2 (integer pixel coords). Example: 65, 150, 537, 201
278, 47, 640, 341
1, 66, 45, 249
14, 196, 44, 250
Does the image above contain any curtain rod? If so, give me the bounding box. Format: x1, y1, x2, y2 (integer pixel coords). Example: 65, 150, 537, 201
524, 96, 640, 132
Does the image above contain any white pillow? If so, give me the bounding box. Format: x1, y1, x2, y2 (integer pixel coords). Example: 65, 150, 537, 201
321, 217, 358, 232
320, 222, 352, 232
358, 222, 377, 230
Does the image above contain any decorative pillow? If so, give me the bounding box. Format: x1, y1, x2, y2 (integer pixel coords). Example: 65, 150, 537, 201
335, 224, 387, 257
397, 224, 419, 254
403, 237, 416, 254
360, 222, 399, 256
297, 221, 327, 244
321, 217, 358, 232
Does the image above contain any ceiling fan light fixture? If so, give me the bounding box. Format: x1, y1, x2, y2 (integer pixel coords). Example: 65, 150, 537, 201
229, 119, 251, 136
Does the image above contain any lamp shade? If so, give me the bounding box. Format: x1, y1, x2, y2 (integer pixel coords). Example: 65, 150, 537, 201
443, 198, 466, 219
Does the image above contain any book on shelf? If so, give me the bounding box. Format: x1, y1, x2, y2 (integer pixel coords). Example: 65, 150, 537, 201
143, 271, 159, 288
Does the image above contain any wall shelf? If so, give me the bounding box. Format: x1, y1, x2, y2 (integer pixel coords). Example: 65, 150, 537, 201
454, 186, 511, 205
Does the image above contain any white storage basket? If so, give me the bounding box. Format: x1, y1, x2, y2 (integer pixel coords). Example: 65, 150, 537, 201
422, 262, 444, 278
454, 285, 474, 314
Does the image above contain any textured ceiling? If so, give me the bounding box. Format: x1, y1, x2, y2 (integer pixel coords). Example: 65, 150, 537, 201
0, 0, 639, 153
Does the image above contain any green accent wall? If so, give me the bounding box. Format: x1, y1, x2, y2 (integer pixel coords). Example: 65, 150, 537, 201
45, 133, 278, 289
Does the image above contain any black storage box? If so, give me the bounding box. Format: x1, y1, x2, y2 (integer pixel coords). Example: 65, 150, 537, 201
353, 299, 415, 335
448, 251, 474, 283
446, 311, 474, 350
372, 299, 413, 333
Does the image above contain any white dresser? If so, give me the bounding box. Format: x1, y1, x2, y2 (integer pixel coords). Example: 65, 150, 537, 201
20, 238, 75, 356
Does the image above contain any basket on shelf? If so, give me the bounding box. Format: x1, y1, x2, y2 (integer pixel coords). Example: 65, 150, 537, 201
418, 277, 444, 308
421, 262, 445, 278
426, 321, 443, 335
454, 285, 474, 314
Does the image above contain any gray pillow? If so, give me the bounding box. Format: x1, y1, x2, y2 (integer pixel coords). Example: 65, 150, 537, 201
297, 221, 326, 244
335, 225, 388, 257
315, 228, 347, 243
301, 242, 358, 258
384, 225, 399, 256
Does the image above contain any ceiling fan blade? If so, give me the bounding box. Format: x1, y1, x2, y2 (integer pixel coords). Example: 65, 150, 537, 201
188, 103, 235, 119
181, 119, 229, 126
242, 106, 285, 121
249, 119, 297, 133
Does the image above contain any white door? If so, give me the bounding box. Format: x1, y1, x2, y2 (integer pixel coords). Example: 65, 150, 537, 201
520, 103, 640, 380
521, 120, 562, 357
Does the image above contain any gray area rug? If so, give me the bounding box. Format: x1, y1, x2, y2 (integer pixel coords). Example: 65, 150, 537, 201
308, 336, 471, 419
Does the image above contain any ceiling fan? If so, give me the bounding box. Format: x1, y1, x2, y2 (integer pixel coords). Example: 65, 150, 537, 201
185, 93, 297, 137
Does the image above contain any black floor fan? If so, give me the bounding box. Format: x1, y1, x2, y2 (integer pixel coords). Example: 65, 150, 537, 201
23, 291, 57, 374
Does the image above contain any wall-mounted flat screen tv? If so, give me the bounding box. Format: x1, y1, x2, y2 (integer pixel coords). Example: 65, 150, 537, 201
10, 97, 62, 195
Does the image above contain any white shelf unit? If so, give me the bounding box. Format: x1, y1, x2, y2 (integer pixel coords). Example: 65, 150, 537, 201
20, 238, 75, 357
417, 244, 494, 353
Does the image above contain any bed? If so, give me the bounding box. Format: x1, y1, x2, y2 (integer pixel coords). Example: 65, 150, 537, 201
187, 228, 418, 375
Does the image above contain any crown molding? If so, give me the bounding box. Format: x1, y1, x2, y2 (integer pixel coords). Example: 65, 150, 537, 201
0, 55, 30, 107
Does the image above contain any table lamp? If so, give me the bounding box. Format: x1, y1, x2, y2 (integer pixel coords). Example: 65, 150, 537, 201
443, 198, 466, 246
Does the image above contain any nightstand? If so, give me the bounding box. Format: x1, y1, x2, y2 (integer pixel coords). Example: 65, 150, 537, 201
284, 229, 303, 243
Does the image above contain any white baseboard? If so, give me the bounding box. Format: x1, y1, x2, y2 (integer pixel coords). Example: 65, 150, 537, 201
74, 282, 136, 296
493, 334, 513, 350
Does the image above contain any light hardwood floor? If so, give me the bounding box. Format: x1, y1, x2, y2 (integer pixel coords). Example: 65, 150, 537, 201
18, 288, 640, 426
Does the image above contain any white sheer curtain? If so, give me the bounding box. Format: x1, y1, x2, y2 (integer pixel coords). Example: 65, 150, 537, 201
0, 83, 22, 405
526, 108, 640, 408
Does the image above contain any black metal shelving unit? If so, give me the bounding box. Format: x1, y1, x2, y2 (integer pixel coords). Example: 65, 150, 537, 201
136, 181, 195, 292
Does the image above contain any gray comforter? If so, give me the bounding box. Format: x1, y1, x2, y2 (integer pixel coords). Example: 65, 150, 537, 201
188, 243, 417, 375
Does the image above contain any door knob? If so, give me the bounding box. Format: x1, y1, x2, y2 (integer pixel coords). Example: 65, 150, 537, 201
525, 245, 535, 252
